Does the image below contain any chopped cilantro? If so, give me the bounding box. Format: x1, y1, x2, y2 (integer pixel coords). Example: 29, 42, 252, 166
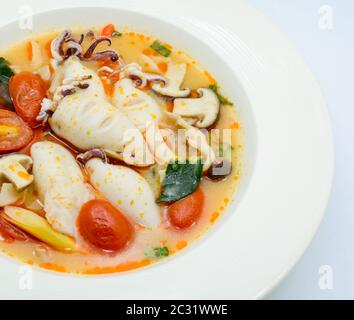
112, 30, 122, 37
0, 57, 14, 106
150, 40, 171, 57
209, 84, 233, 106
145, 246, 169, 259
154, 246, 169, 258
0, 57, 14, 81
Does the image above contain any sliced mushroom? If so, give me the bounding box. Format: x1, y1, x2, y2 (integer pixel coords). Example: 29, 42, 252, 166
0, 154, 33, 190
145, 122, 175, 165
48, 64, 64, 96
160, 112, 215, 170
151, 63, 190, 98
205, 157, 232, 181
0, 183, 22, 206
35, 65, 51, 81
139, 54, 160, 73
173, 88, 220, 128
185, 127, 216, 171
21, 184, 43, 212
29, 40, 43, 69
104, 128, 155, 167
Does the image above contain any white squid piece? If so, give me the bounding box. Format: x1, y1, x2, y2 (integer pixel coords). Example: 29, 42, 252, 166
86, 158, 161, 228
50, 56, 105, 100
31, 141, 94, 237
112, 78, 161, 130
47, 57, 154, 166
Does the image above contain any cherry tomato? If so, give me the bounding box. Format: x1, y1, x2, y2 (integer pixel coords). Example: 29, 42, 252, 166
9, 71, 46, 127
0, 214, 31, 242
167, 188, 204, 229
0, 109, 33, 153
78, 199, 133, 252
101, 24, 115, 37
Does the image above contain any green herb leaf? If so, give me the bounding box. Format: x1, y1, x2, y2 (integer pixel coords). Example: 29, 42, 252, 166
150, 40, 171, 57
145, 246, 169, 259
0, 58, 14, 80
209, 84, 233, 106
0, 57, 14, 107
157, 159, 203, 203
112, 30, 122, 37
154, 246, 169, 258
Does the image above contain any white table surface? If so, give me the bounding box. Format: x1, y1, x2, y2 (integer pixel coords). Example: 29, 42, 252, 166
0, 0, 351, 299
250, 0, 354, 299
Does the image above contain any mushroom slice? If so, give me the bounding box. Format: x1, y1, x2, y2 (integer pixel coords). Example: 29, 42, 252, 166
29, 40, 43, 69
104, 127, 155, 167
0, 154, 33, 190
86, 159, 161, 228
0, 183, 21, 206
173, 88, 220, 128
145, 122, 175, 165
48, 64, 64, 97
139, 54, 160, 73
184, 127, 216, 171
152, 63, 190, 98
35, 65, 51, 81
157, 112, 215, 170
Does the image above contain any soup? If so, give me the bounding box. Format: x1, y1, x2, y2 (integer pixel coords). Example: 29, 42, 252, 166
0, 24, 242, 274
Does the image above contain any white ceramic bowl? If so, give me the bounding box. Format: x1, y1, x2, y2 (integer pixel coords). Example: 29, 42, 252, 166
0, 4, 333, 299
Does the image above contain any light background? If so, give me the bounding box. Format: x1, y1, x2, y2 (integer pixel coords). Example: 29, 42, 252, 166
0, 0, 352, 299
249, 0, 354, 299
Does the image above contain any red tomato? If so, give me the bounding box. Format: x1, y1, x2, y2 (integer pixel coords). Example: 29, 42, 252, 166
0, 214, 31, 242
9, 71, 46, 127
167, 188, 204, 229
101, 24, 115, 37
0, 109, 33, 153
19, 128, 44, 156
78, 199, 133, 252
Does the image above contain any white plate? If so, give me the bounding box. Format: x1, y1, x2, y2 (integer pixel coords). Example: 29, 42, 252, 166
0, 1, 333, 299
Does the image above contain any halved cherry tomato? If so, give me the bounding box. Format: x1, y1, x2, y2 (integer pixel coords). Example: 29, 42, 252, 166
101, 24, 115, 37
0, 109, 33, 153
0, 213, 31, 242
19, 128, 44, 156
9, 71, 46, 128
167, 188, 204, 229
78, 199, 133, 252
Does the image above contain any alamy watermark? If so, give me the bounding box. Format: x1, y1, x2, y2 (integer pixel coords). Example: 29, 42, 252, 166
18, 5, 33, 31
318, 264, 333, 290
18, 265, 33, 290
318, 5, 334, 30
